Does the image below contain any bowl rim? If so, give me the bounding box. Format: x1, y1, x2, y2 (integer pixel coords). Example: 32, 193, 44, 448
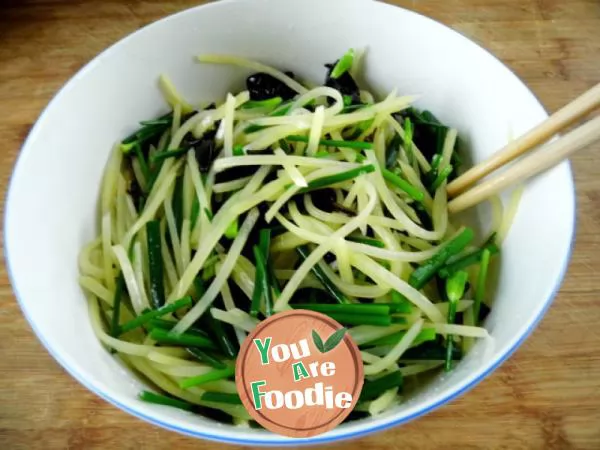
4, 0, 577, 446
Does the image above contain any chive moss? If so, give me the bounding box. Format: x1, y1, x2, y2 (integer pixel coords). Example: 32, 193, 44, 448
149, 328, 216, 350
146, 220, 165, 309
152, 148, 189, 165
119, 297, 192, 335
110, 273, 125, 337
409, 228, 474, 290
286, 135, 373, 150
201, 392, 242, 405
359, 371, 403, 401
474, 248, 492, 325
381, 168, 424, 202
139, 390, 194, 411
241, 97, 283, 110
299, 165, 375, 193
296, 246, 349, 304
179, 365, 235, 389
291, 303, 390, 316
331, 49, 355, 79
186, 348, 227, 369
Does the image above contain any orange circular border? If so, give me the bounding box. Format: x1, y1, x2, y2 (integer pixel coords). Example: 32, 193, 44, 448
235, 310, 364, 438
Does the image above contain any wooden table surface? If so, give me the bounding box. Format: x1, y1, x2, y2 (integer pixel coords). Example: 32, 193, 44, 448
1, 0, 599, 448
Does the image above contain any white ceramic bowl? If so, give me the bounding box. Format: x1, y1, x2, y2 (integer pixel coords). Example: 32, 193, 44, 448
5, 0, 575, 445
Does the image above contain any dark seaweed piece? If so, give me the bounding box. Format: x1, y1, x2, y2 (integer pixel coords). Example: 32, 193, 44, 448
309, 188, 337, 212
307, 189, 356, 216
413, 201, 433, 232
324, 62, 360, 105
127, 175, 145, 211
478, 302, 491, 322
346, 410, 371, 422
386, 134, 403, 170
182, 126, 219, 173
246, 72, 297, 101
215, 165, 259, 184
323, 252, 336, 265
396, 108, 448, 162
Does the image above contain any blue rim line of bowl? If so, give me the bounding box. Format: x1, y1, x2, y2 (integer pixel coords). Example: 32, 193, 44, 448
3, 0, 577, 446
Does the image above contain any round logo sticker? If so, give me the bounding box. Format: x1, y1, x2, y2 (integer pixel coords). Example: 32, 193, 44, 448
236, 309, 363, 438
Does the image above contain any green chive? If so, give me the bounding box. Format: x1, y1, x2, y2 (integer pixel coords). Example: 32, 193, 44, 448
195, 276, 238, 359
376, 301, 412, 314
291, 303, 390, 316
121, 124, 168, 154
444, 270, 469, 371
444, 271, 468, 370
186, 347, 227, 369
271, 103, 293, 117
119, 297, 191, 335
259, 229, 275, 316
250, 245, 266, 317
208, 314, 238, 359
152, 148, 189, 164
149, 328, 216, 350
326, 313, 391, 327
144, 318, 210, 338
253, 245, 273, 317
139, 390, 194, 411
385, 134, 402, 170
439, 239, 499, 279
146, 220, 165, 309
241, 97, 283, 110
224, 217, 239, 239
382, 168, 425, 202
341, 104, 367, 113
298, 165, 375, 194
390, 291, 413, 312
431, 154, 442, 171
362, 328, 436, 348
132, 143, 151, 184
409, 228, 474, 290
233, 145, 245, 156
346, 235, 386, 248
446, 271, 469, 303
140, 119, 171, 127
403, 117, 415, 163
201, 392, 242, 405
244, 124, 267, 134
179, 365, 235, 389
296, 246, 349, 304
359, 371, 403, 401
331, 49, 355, 79
243, 102, 292, 134
191, 197, 200, 229
110, 273, 125, 336
430, 165, 453, 192
402, 341, 462, 361
286, 135, 373, 150
474, 248, 492, 325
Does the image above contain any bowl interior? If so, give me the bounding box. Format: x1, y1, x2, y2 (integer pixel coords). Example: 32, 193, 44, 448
5, 0, 575, 445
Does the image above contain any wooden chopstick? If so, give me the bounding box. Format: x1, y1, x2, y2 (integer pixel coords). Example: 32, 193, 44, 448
446, 82, 600, 199
448, 114, 600, 214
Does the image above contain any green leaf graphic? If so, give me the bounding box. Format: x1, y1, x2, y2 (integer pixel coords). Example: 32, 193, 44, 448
312, 329, 325, 353
323, 327, 347, 353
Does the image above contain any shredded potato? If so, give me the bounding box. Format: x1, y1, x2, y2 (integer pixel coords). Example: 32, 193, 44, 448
78, 50, 510, 423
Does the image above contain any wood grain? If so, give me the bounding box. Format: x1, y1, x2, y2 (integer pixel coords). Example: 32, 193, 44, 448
1, 1, 599, 449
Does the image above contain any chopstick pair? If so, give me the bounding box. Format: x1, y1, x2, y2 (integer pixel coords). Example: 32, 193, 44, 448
446, 82, 600, 214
